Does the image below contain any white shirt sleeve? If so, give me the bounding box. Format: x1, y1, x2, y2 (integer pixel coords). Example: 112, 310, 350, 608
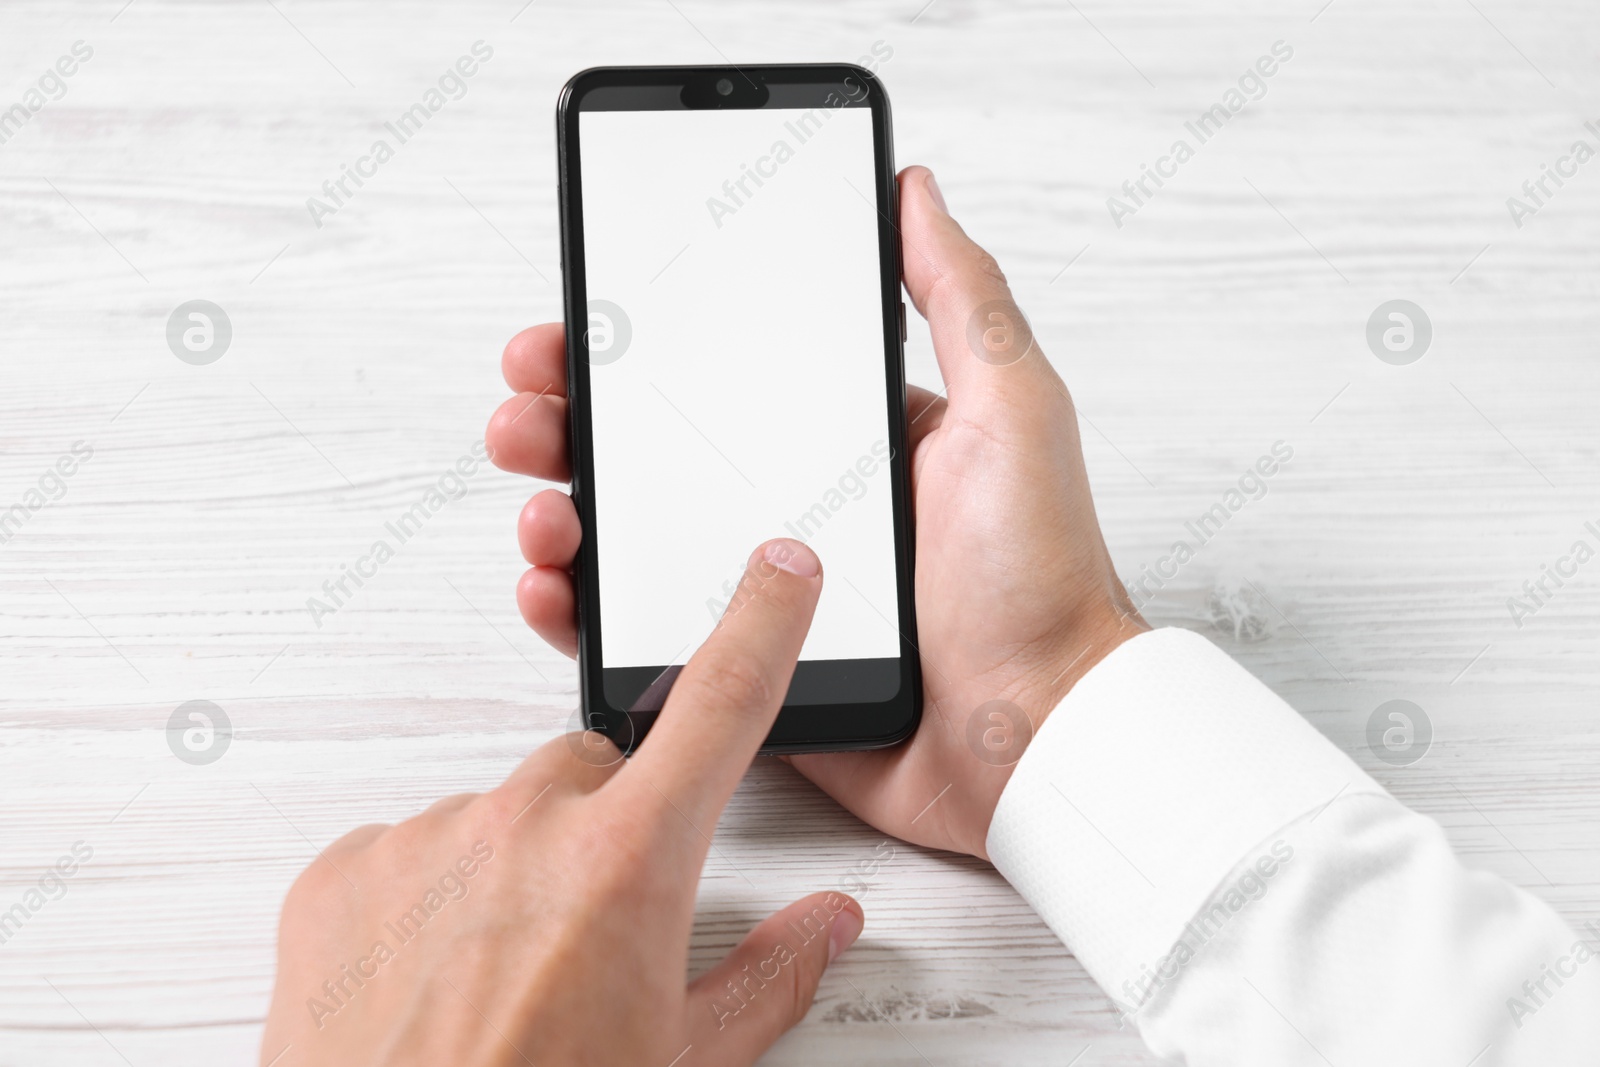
986, 628, 1600, 1066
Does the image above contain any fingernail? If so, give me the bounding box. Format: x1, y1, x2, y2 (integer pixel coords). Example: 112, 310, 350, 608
925, 170, 948, 214
762, 538, 820, 578
828, 904, 864, 963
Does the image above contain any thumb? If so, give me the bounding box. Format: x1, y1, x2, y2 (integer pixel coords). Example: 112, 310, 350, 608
897, 164, 1060, 413
683, 892, 864, 1064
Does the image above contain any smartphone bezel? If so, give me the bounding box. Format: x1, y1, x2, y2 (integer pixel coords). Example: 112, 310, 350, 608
555, 63, 921, 754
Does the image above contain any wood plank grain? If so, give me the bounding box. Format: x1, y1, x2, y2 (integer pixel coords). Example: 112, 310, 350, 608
2, 0, 1598, 1063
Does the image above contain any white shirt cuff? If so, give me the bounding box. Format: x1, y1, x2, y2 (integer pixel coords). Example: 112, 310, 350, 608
984, 627, 1385, 1005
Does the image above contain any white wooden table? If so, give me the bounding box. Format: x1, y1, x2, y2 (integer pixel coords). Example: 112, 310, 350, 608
3, 1, 1597, 1063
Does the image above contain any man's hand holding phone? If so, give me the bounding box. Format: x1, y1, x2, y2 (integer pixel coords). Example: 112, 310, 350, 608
262, 540, 864, 1067
487, 166, 1145, 859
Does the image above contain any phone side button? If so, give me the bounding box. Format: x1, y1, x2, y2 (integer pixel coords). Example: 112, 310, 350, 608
899, 299, 907, 342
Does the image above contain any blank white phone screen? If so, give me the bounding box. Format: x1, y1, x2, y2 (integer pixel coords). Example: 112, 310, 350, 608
579, 106, 900, 669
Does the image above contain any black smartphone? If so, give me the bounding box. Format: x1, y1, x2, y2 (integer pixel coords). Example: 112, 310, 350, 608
555, 63, 920, 754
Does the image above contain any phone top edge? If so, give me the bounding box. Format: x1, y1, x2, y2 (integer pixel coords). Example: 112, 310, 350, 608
559, 63, 890, 115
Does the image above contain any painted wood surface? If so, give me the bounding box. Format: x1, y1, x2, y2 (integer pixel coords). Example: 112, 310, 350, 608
1, 0, 1597, 1063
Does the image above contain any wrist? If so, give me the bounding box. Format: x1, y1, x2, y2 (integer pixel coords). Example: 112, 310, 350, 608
1030, 604, 1150, 724
967, 601, 1148, 860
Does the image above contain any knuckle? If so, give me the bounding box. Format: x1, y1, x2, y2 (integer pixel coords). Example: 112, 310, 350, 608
692, 651, 774, 714
326, 822, 386, 855
424, 792, 479, 816
717, 564, 779, 624
369, 815, 426, 863
786, 953, 821, 1028
488, 396, 520, 434
285, 853, 342, 907
971, 248, 1009, 288
593, 834, 651, 890
472, 786, 533, 828
577, 808, 655, 887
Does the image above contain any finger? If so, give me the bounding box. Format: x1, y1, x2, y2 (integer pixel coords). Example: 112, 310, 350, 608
519, 488, 582, 567
325, 822, 391, 855
616, 539, 822, 835
897, 165, 1059, 409
517, 566, 578, 658
685, 892, 863, 1062
499, 731, 623, 809
421, 792, 478, 818
501, 323, 568, 396
786, 747, 897, 818
486, 391, 570, 480
905, 382, 946, 452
